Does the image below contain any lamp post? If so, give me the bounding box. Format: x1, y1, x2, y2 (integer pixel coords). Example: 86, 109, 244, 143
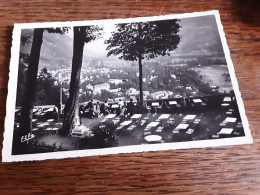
122, 79, 127, 102
122, 79, 126, 95
177, 72, 182, 86
58, 73, 63, 122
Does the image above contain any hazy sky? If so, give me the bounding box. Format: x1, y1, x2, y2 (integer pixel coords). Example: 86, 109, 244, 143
66, 14, 219, 59
67, 23, 116, 58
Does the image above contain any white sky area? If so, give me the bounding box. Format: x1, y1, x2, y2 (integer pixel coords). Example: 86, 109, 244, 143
66, 20, 188, 59
67, 23, 116, 58
63, 15, 217, 59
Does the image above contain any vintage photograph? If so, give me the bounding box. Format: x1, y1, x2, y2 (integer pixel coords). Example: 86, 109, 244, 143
2, 11, 252, 162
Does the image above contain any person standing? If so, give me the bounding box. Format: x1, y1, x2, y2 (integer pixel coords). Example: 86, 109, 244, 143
100, 101, 110, 115
162, 101, 170, 113
95, 101, 101, 117
127, 99, 135, 116
136, 98, 140, 114
87, 99, 94, 118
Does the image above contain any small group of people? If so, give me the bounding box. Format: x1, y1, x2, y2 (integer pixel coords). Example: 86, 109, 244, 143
100, 99, 126, 116
79, 98, 141, 119
79, 98, 192, 119
79, 100, 101, 119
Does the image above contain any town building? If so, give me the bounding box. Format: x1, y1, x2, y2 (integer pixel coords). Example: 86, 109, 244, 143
86, 83, 94, 90
126, 88, 138, 96
94, 83, 110, 94
109, 88, 121, 93
109, 79, 124, 85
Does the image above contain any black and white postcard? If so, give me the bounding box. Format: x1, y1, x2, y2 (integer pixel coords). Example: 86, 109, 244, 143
2, 10, 253, 162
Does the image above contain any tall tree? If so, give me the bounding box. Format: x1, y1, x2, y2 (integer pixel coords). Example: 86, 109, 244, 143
106, 19, 181, 112
59, 26, 102, 136
14, 27, 69, 154
15, 28, 44, 154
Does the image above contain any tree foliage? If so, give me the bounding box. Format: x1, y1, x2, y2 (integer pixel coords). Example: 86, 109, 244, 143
34, 68, 61, 106
82, 26, 103, 43
106, 19, 181, 61
46, 27, 70, 35
106, 19, 181, 112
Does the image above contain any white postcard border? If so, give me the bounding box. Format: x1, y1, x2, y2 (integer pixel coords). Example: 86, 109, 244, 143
2, 10, 253, 162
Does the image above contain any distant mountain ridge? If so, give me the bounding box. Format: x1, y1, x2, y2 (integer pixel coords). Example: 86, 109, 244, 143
20, 29, 73, 70
20, 15, 225, 71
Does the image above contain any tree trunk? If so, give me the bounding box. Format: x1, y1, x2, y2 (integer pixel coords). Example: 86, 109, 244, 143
138, 55, 144, 113
59, 27, 85, 136
14, 28, 44, 154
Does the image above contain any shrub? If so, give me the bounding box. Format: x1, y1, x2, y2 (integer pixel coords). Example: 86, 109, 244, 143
79, 122, 119, 149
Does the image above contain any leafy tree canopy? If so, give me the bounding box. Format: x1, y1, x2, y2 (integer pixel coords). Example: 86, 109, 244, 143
74, 26, 103, 43
46, 27, 70, 34
106, 19, 181, 61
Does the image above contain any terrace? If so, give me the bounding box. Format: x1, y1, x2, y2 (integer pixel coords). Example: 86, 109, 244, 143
13, 94, 244, 153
